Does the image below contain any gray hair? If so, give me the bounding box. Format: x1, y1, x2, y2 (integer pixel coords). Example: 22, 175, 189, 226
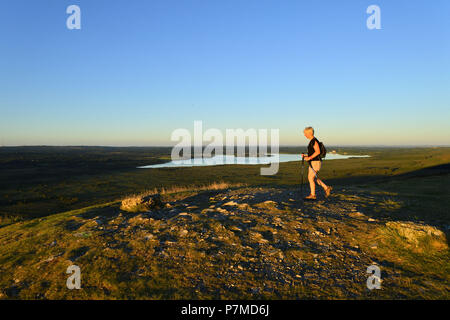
304, 126, 314, 134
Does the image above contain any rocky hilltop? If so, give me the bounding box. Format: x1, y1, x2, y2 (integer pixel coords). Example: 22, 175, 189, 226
0, 184, 448, 299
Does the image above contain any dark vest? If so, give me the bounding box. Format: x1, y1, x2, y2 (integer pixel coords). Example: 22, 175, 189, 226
307, 137, 321, 161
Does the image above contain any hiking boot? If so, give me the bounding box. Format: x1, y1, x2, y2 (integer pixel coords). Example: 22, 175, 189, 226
324, 186, 333, 198
304, 194, 316, 201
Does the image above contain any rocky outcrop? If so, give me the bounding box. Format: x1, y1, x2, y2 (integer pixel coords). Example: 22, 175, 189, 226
386, 221, 447, 248
120, 194, 162, 213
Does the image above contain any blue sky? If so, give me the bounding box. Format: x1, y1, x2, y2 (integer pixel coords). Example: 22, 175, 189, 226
0, 0, 449, 146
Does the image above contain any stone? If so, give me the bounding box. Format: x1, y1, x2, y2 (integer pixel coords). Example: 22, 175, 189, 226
179, 229, 188, 237
386, 221, 447, 246
223, 201, 239, 206
120, 194, 162, 213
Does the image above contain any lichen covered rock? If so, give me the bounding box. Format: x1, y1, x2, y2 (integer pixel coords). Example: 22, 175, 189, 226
386, 221, 447, 249
120, 194, 163, 213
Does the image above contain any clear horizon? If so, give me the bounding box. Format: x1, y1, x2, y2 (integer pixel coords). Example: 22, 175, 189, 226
1, 0, 449, 146
1, 144, 449, 148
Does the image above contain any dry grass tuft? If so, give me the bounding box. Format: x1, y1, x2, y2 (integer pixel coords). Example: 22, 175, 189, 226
121, 181, 245, 205
119, 181, 245, 213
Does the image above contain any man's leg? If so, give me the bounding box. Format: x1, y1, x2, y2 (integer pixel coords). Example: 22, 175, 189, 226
308, 166, 316, 196
317, 178, 328, 190
311, 161, 328, 190
311, 161, 332, 197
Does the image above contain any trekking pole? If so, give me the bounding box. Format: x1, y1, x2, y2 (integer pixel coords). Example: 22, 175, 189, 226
300, 156, 305, 196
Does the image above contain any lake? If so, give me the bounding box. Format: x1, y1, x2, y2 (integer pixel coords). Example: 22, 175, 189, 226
137, 153, 370, 169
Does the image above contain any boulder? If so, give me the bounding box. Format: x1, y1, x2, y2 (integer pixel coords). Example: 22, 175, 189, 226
386, 221, 447, 247
120, 194, 163, 213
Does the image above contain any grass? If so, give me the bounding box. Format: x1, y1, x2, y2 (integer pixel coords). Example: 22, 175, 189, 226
370, 224, 450, 298
124, 181, 247, 200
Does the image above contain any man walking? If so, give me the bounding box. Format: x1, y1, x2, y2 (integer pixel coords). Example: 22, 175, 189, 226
301, 127, 332, 200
